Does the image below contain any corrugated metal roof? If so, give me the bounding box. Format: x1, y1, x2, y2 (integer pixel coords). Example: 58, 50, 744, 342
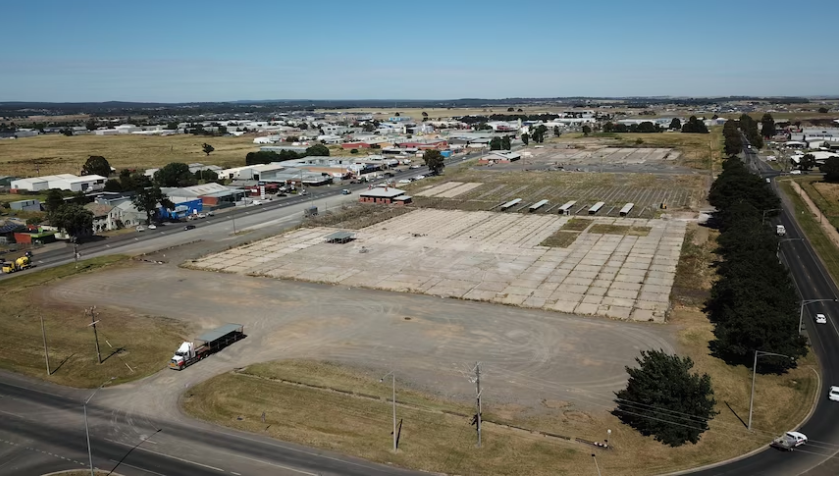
197, 323, 243, 343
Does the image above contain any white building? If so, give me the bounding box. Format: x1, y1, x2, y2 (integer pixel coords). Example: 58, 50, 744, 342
11, 174, 106, 192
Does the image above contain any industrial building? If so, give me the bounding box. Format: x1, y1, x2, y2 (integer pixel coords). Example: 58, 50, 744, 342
479, 151, 521, 164
8, 199, 41, 212
359, 187, 412, 205
11, 174, 106, 193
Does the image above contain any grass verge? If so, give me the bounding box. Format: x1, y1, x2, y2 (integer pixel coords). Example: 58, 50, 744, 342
0, 256, 189, 388
780, 180, 839, 283
665, 221, 818, 472
184, 354, 817, 476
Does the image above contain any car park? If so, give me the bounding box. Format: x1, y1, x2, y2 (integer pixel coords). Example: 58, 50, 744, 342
830, 386, 839, 402
816, 313, 827, 324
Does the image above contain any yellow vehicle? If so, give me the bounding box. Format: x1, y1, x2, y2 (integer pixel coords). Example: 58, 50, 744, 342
1, 256, 32, 274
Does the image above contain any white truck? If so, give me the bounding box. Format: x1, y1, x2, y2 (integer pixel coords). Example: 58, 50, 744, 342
777, 225, 786, 236
771, 431, 807, 451
169, 323, 245, 370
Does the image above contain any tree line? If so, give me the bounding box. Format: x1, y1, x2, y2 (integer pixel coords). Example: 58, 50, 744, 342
706, 156, 805, 368
245, 143, 330, 166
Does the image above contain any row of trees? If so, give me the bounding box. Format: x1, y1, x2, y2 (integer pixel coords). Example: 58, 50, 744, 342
245, 144, 330, 166
706, 156, 806, 367
603, 121, 664, 134
489, 136, 512, 150
739, 114, 764, 149
681, 116, 709, 134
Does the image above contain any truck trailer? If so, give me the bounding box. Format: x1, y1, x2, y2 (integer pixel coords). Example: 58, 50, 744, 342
169, 323, 245, 370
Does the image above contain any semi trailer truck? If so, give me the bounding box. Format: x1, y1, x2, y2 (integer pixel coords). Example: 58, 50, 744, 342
169, 323, 245, 370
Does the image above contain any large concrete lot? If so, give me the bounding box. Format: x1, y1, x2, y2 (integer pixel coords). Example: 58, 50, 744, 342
45, 263, 676, 409
191, 210, 686, 321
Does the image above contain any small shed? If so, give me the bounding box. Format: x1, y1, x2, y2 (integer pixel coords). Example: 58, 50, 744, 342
9, 199, 41, 212
326, 231, 356, 244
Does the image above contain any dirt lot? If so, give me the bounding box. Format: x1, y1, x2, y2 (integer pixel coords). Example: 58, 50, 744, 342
0, 134, 258, 177
45, 261, 676, 410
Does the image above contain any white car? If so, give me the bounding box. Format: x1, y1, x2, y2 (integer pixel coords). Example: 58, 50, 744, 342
252, 200, 263, 205
409, 165, 422, 169
414, 175, 426, 181
816, 313, 827, 324
196, 213, 207, 219
829, 386, 839, 402
785, 431, 808, 447
148, 224, 157, 230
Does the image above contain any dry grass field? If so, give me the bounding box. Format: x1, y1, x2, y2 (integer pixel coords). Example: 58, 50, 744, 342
0, 256, 189, 388
0, 134, 259, 177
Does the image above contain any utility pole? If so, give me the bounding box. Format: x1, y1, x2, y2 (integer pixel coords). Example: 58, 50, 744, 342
40, 314, 51, 375
380, 371, 397, 452
85, 306, 102, 364
471, 362, 482, 448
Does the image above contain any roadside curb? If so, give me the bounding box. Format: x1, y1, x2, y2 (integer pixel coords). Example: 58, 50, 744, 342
44, 468, 120, 476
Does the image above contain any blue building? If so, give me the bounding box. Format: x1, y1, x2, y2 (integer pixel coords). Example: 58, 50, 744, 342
159, 198, 203, 219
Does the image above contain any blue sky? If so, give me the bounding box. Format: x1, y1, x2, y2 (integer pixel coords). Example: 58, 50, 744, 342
2, 0, 837, 102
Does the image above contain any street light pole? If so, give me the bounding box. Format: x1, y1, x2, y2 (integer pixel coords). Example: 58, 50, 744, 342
749, 351, 792, 430
799, 298, 838, 335
777, 237, 803, 260
84, 377, 115, 475
380, 371, 397, 452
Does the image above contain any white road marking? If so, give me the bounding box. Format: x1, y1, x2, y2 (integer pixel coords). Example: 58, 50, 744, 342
0, 409, 24, 419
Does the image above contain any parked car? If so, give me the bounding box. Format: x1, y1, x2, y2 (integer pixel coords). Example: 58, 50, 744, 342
184, 225, 196, 231
409, 165, 422, 169
816, 313, 827, 324
207, 211, 215, 216
136, 225, 145, 232
196, 213, 207, 219
342, 189, 351, 195
148, 224, 157, 230
252, 200, 263, 206
829, 386, 839, 402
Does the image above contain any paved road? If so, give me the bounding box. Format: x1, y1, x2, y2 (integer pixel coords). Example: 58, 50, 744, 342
2, 151, 482, 278
0, 371, 413, 476
692, 148, 839, 475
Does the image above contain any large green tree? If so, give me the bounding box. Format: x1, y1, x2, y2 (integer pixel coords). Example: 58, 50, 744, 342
202, 143, 215, 156
760, 113, 776, 139
489, 137, 503, 150
153, 162, 197, 188
501, 135, 512, 150
44, 189, 65, 218
423, 149, 445, 175
133, 186, 174, 225
669, 118, 682, 131
80, 155, 111, 177
51, 204, 93, 241
681, 116, 709, 134
521, 133, 529, 146
306, 144, 330, 157
819, 157, 839, 182
613, 350, 717, 447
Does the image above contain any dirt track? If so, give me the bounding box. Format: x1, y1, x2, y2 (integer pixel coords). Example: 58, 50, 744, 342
45, 262, 676, 412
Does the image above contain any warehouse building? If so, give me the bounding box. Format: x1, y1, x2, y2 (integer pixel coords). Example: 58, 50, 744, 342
8, 199, 41, 212
11, 174, 106, 192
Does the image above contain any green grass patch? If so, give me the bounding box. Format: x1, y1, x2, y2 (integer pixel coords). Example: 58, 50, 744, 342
560, 217, 594, 231
0, 255, 189, 388
539, 231, 580, 248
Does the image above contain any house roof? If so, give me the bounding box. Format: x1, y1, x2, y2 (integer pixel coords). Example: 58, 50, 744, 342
85, 203, 114, 218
